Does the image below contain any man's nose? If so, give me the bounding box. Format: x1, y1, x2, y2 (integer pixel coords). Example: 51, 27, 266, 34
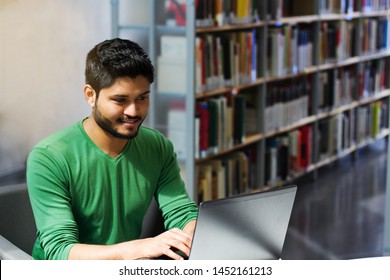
124, 102, 138, 116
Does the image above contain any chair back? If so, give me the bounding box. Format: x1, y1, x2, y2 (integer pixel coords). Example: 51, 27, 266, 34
0, 183, 36, 259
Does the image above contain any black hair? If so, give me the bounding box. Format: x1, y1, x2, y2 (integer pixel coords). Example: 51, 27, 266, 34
85, 38, 155, 95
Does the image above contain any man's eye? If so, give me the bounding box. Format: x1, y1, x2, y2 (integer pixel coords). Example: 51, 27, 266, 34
113, 98, 126, 103
138, 95, 149, 101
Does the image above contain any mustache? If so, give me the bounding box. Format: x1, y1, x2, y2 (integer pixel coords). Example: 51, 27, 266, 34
118, 116, 142, 122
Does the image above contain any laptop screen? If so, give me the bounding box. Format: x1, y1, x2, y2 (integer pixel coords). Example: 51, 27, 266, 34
189, 185, 297, 260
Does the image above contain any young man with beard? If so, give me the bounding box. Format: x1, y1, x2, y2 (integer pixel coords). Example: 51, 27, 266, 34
26, 38, 198, 260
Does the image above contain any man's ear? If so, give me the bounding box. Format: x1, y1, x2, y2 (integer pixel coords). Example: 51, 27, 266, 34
84, 85, 96, 108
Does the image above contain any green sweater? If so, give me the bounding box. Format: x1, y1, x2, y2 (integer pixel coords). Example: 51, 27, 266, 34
26, 120, 198, 260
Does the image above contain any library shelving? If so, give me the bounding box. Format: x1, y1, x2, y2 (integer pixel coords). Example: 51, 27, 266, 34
112, 0, 390, 204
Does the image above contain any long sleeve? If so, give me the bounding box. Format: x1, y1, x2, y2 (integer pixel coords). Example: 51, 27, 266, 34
27, 146, 79, 260
154, 137, 198, 230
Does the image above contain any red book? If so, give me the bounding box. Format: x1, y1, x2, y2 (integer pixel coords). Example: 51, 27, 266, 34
198, 102, 209, 158
300, 125, 312, 169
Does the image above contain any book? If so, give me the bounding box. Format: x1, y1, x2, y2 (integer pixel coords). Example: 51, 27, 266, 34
278, 136, 290, 180
214, 159, 227, 199
207, 99, 219, 154
299, 125, 312, 169
265, 79, 310, 132
195, 113, 200, 159
196, 30, 257, 91
371, 101, 381, 138
197, 101, 210, 158
196, 150, 251, 200
233, 95, 246, 144
265, 137, 280, 185
268, 27, 285, 77
197, 164, 213, 201
317, 119, 329, 160
195, 37, 207, 92
268, 0, 283, 20
289, 129, 302, 173
207, 159, 226, 200
267, 25, 313, 75
227, 151, 249, 195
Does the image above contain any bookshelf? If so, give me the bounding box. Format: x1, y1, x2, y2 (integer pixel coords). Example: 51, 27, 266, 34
112, 0, 390, 203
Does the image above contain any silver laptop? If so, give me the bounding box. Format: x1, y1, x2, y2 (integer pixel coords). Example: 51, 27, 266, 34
188, 185, 297, 260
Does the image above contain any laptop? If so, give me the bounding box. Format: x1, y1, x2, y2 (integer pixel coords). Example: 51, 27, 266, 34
188, 185, 297, 260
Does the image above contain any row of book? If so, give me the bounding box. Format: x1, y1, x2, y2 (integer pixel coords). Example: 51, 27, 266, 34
319, 20, 358, 63
283, 0, 353, 16
318, 111, 356, 160
195, 0, 390, 27
264, 99, 388, 185
267, 25, 313, 77
265, 79, 311, 133
318, 58, 390, 112
359, 58, 390, 99
318, 67, 357, 112
195, 26, 314, 92
320, 17, 390, 63
318, 100, 388, 160
195, 31, 257, 92
356, 101, 388, 141
319, 0, 356, 14
195, 26, 313, 92
265, 125, 312, 185
361, 17, 390, 55
195, 0, 285, 27
195, 94, 255, 159
164, 0, 390, 27
361, 0, 390, 12
196, 149, 256, 202
195, 18, 390, 93
267, 19, 387, 76
291, 0, 390, 15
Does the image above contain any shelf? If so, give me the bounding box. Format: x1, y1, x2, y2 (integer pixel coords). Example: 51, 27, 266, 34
196, 10, 390, 35
195, 133, 263, 163
320, 12, 362, 21
271, 15, 321, 25
264, 115, 317, 138
195, 77, 266, 99
197, 21, 267, 34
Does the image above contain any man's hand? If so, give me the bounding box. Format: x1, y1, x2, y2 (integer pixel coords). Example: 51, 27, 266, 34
134, 228, 193, 260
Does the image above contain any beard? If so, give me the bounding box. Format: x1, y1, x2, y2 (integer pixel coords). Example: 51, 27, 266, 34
93, 104, 145, 140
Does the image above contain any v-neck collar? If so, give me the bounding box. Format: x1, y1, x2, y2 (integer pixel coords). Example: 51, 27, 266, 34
78, 119, 132, 162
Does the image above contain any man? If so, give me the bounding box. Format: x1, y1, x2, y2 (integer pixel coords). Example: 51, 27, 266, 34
26, 38, 198, 260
